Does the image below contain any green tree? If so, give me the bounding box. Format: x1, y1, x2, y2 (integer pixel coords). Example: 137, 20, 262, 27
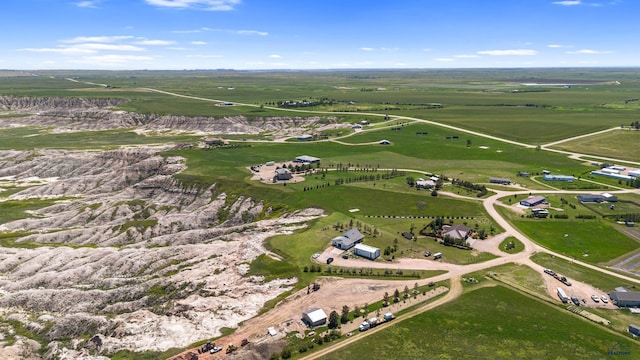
328, 310, 339, 329
341, 305, 350, 324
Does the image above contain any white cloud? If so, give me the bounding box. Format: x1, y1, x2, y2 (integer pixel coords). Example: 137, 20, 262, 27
73, 43, 145, 51
268, 54, 282, 58
145, 0, 241, 11
477, 49, 537, 56
134, 39, 176, 45
74, 1, 100, 8
360, 47, 375, 51
547, 44, 573, 48
434, 58, 455, 62
62, 36, 134, 43
454, 54, 480, 58
17, 47, 96, 54
552, 1, 581, 5
235, 30, 268, 36
566, 49, 613, 54
191, 41, 207, 45
423, 48, 433, 52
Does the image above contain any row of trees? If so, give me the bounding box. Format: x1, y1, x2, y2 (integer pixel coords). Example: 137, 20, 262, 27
450, 178, 488, 197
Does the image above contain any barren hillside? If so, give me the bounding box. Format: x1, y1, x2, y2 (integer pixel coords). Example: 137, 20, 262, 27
0, 97, 328, 359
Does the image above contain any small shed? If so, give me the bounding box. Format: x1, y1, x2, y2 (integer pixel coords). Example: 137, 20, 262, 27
379, 139, 391, 145
630, 324, 640, 336
302, 308, 327, 328
354, 243, 380, 260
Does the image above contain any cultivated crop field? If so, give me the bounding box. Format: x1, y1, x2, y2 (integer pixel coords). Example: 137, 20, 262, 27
0, 68, 639, 360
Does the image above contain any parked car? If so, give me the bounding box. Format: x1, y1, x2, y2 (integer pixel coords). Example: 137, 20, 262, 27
210, 346, 223, 354
326, 257, 334, 264
543, 269, 555, 276
601, 295, 609, 303
424, 251, 431, 257
342, 254, 349, 259
571, 296, 580, 306
591, 295, 600, 303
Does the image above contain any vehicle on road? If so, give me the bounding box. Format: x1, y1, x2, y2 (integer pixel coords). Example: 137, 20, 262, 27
326, 257, 334, 264
544, 269, 555, 276
433, 252, 442, 260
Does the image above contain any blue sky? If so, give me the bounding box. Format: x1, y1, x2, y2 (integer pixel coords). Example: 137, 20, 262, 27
2, 0, 636, 70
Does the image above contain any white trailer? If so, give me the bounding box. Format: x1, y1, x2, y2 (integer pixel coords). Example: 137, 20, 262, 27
557, 287, 569, 303
433, 252, 442, 260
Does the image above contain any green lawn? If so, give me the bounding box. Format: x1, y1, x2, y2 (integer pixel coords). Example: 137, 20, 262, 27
320, 285, 640, 360
511, 220, 639, 264
551, 129, 640, 163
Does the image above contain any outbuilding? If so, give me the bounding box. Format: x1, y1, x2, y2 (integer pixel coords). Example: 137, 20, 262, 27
629, 324, 640, 337
520, 195, 546, 207
489, 177, 511, 185
302, 308, 328, 328
543, 174, 574, 182
610, 291, 640, 307
295, 155, 320, 164
354, 243, 380, 260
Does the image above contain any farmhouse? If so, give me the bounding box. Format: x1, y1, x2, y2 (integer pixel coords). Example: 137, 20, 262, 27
520, 195, 546, 207
489, 177, 511, 185
295, 155, 320, 164
442, 224, 472, 240
416, 178, 436, 189
331, 228, 365, 250
274, 168, 292, 181
354, 243, 380, 260
302, 308, 327, 328
543, 174, 574, 182
609, 291, 640, 307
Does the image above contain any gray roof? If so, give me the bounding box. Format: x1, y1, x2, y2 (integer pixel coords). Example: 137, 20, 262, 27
342, 228, 364, 242
610, 291, 640, 302
443, 224, 472, 240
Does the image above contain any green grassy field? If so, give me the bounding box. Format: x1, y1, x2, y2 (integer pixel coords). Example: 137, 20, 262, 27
320, 285, 640, 360
550, 129, 640, 163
